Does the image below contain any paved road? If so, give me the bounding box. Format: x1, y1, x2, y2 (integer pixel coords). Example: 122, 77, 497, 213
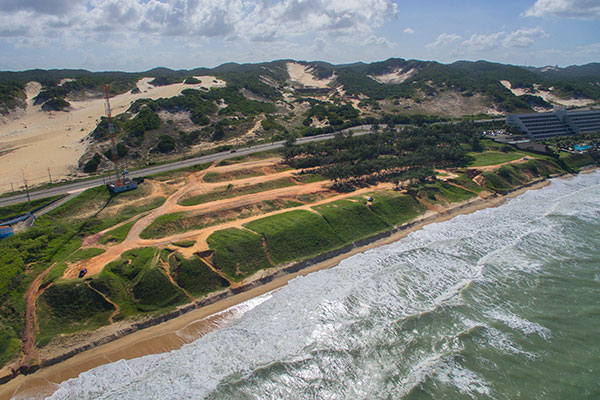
0, 125, 376, 208
0, 117, 504, 208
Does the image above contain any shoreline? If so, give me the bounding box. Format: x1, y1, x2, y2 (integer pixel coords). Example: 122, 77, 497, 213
0, 175, 560, 399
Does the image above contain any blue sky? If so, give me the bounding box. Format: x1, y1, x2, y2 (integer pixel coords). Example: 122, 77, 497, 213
0, 0, 598, 71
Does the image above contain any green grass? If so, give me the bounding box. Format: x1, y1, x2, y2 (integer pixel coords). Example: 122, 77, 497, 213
368, 192, 426, 226
42, 262, 69, 286
141, 199, 302, 239
145, 162, 211, 181
467, 151, 525, 167
132, 267, 187, 311
203, 168, 265, 183
216, 150, 281, 166
39, 183, 164, 235
482, 172, 514, 193
89, 271, 136, 319
0, 327, 21, 366
102, 247, 187, 313
67, 247, 105, 262
0, 195, 64, 220
140, 212, 185, 239
313, 199, 390, 242
414, 181, 476, 204
448, 173, 485, 193
208, 228, 273, 281
100, 220, 136, 245
170, 254, 229, 297
37, 280, 115, 347
561, 153, 595, 170
434, 182, 477, 203
172, 240, 196, 248
179, 178, 298, 206
480, 159, 565, 194
42, 186, 111, 220
245, 210, 344, 265
294, 173, 327, 184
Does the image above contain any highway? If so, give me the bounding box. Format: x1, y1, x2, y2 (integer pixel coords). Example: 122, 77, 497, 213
0, 116, 504, 208
0, 125, 375, 208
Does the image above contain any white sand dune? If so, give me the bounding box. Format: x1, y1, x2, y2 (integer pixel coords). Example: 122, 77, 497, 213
500, 80, 595, 108
286, 62, 334, 88
368, 68, 417, 84
0, 76, 226, 194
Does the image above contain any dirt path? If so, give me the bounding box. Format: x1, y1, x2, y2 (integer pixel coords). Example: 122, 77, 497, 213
468, 157, 531, 172
62, 157, 392, 279
85, 282, 120, 324
21, 264, 55, 366
195, 253, 240, 289
159, 253, 195, 302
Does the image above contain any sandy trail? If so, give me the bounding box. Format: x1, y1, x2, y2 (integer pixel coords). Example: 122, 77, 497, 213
21, 263, 55, 367
469, 157, 532, 172
0, 76, 225, 193
63, 157, 388, 279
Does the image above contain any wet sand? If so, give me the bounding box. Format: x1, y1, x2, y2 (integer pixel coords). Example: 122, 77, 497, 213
0, 178, 552, 399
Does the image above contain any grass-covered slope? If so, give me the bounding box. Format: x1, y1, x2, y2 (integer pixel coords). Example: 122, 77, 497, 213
169, 254, 229, 297
207, 228, 273, 281
37, 281, 114, 346
313, 199, 390, 242
368, 192, 426, 226
245, 210, 344, 265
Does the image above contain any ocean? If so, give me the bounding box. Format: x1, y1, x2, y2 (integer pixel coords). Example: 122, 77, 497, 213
45, 171, 600, 399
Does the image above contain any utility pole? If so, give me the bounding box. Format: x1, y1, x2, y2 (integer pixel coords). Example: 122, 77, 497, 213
47, 167, 53, 186
11, 182, 14, 193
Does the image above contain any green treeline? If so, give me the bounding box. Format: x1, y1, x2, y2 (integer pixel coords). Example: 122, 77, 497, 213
285, 123, 477, 185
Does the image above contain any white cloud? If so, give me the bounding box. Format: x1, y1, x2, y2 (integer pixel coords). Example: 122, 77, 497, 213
460, 27, 548, 52
0, 0, 85, 15
524, 0, 600, 20
0, 0, 398, 44
403, 27, 414, 34
364, 35, 392, 47
426, 33, 461, 48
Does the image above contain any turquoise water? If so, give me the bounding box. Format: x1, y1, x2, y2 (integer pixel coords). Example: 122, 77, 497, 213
46, 172, 600, 399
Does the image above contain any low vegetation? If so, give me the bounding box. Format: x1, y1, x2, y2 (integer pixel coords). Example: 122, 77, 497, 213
169, 254, 229, 297
142, 199, 301, 239
178, 177, 298, 206
245, 210, 344, 265
0, 195, 63, 220
207, 228, 273, 281
467, 151, 526, 167
313, 199, 389, 242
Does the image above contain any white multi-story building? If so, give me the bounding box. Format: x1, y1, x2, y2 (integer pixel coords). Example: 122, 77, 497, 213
507, 109, 600, 139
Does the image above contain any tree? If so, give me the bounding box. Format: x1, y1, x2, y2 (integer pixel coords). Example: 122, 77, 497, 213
156, 135, 175, 153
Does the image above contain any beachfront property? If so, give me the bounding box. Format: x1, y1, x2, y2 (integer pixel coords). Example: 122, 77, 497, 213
507, 109, 600, 139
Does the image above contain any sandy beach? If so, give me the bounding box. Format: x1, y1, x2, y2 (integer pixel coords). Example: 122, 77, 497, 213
0, 77, 225, 194
0, 176, 555, 400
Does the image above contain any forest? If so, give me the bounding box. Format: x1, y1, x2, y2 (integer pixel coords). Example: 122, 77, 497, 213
284, 123, 479, 189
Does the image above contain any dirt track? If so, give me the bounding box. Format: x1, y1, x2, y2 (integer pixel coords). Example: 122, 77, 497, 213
62, 154, 530, 280
63, 158, 370, 279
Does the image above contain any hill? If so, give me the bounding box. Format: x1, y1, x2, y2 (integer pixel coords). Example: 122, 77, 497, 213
0, 58, 599, 191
